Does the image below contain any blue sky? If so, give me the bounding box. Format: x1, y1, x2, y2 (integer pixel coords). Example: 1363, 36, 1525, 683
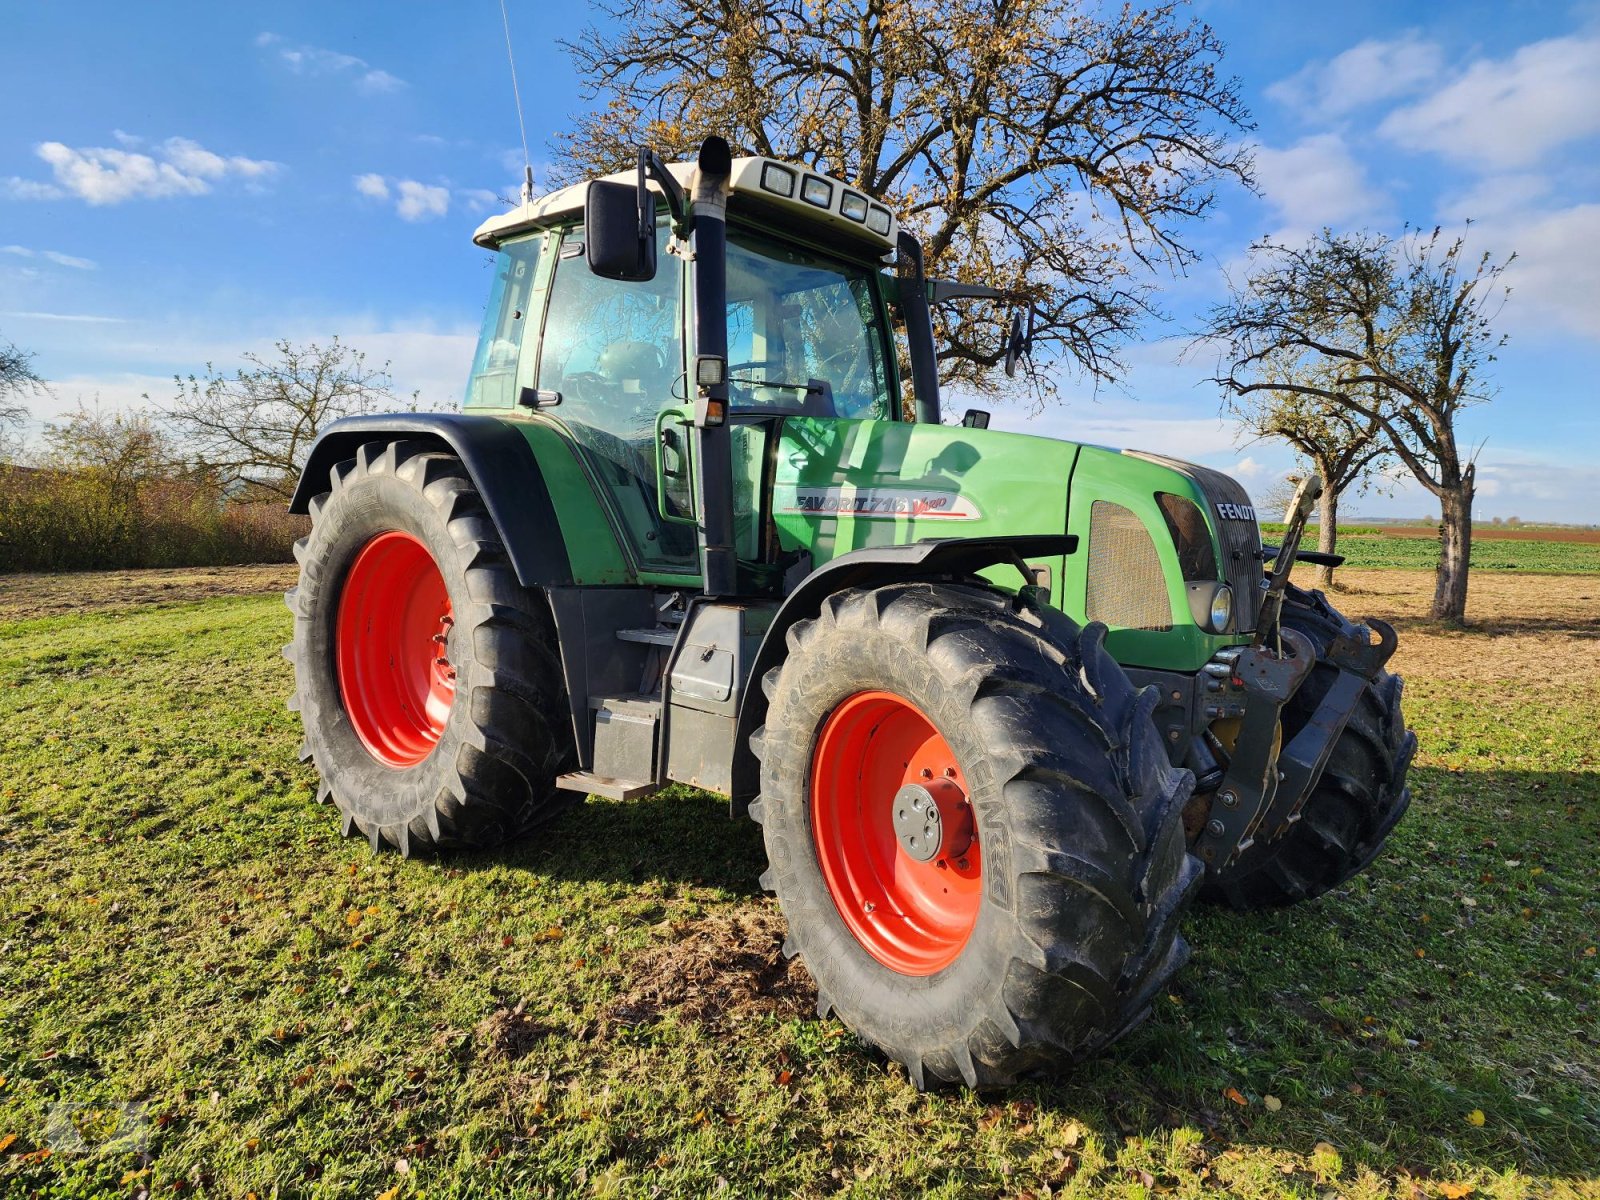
2, 1, 1597, 521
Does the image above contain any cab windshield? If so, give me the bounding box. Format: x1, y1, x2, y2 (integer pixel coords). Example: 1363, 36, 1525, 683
724, 226, 894, 420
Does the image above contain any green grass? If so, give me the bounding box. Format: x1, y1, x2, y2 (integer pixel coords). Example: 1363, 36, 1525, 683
1260, 526, 1600, 574
2, 595, 1597, 1198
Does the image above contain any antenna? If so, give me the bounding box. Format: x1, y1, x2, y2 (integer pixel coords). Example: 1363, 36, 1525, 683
497, 0, 533, 204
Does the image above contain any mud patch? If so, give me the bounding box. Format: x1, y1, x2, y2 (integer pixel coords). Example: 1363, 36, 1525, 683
475, 1000, 555, 1062
603, 905, 815, 1030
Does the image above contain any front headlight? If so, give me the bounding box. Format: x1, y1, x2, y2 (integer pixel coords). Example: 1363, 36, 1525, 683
1186, 580, 1235, 633
1209, 584, 1234, 633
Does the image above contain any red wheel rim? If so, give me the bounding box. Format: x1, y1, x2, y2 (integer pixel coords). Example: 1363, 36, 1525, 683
336, 531, 456, 767
809, 691, 981, 975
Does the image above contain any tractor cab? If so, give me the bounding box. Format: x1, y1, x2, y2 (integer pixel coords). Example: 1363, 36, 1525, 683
464, 153, 904, 587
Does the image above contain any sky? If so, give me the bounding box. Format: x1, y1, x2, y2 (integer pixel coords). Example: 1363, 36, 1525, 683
2, 1, 1597, 522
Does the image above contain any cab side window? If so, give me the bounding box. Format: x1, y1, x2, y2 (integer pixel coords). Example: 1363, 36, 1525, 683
465, 235, 542, 408
537, 221, 695, 570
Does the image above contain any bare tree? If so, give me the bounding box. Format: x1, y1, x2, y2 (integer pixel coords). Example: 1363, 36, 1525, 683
1, 336, 44, 459
165, 338, 408, 499
1229, 356, 1391, 587
1201, 227, 1510, 623
561, 0, 1254, 398
43, 402, 176, 497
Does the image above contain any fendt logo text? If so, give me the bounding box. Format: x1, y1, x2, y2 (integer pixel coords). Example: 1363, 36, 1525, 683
1216, 502, 1256, 522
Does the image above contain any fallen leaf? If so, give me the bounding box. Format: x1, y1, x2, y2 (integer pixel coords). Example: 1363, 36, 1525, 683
1264, 1095, 1283, 1112
0, 1134, 15, 1153
1414, 948, 1426, 959
1466, 1109, 1486, 1127
1224, 1087, 1249, 1106
776, 1069, 793, 1086
345, 910, 362, 928
538, 926, 564, 942
1439, 1183, 1475, 1199
1313, 1141, 1338, 1156
1061, 1122, 1082, 1148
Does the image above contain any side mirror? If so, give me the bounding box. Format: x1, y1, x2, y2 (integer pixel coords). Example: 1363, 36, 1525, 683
1002, 309, 1031, 378
585, 178, 656, 281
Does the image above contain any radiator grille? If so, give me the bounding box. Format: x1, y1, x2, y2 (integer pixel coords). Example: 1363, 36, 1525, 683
1086, 501, 1173, 631
1128, 452, 1264, 632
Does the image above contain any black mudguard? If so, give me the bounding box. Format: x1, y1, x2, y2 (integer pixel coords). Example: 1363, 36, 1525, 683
289, 413, 573, 587
728, 534, 1077, 812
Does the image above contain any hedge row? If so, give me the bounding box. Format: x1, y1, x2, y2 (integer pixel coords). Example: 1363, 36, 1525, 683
0, 468, 305, 572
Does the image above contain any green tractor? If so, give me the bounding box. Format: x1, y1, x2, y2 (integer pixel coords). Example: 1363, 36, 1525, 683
285, 138, 1415, 1088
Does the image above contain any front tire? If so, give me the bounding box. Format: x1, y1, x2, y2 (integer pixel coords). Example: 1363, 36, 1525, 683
285, 439, 574, 855
750, 583, 1201, 1088
1201, 585, 1416, 909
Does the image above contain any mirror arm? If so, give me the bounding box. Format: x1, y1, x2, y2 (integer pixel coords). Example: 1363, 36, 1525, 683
638, 147, 689, 236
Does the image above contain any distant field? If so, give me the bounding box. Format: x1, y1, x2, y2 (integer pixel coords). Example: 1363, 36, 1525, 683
1262, 524, 1600, 574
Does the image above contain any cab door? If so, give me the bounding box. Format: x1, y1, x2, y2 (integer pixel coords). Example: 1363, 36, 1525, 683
535, 221, 698, 574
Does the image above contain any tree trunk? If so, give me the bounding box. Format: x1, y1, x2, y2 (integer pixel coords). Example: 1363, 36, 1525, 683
1313, 485, 1338, 589
1432, 483, 1473, 622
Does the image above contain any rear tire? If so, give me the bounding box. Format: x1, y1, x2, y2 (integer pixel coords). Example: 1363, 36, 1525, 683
285, 439, 575, 855
750, 582, 1201, 1088
1201, 585, 1416, 909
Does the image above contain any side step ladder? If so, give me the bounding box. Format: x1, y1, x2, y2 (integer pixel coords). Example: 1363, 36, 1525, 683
556, 691, 664, 801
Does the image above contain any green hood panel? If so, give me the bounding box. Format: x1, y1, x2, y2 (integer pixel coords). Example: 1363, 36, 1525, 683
772, 416, 1078, 584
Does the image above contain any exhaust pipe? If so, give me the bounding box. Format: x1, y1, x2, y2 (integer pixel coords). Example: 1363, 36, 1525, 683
688, 136, 738, 597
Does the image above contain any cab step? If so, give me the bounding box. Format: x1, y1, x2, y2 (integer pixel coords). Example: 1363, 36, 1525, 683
555, 771, 659, 802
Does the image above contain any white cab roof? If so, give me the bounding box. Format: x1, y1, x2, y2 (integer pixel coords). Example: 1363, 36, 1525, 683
472, 156, 898, 255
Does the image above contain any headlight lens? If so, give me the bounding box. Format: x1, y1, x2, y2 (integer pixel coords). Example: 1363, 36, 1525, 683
1209, 584, 1234, 633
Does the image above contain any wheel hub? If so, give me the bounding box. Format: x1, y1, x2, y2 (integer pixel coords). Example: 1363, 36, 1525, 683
809, 690, 982, 976
892, 779, 973, 863
335, 530, 456, 768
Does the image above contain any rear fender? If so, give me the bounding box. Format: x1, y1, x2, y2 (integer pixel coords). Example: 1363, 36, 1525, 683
729, 534, 1076, 812
289, 413, 573, 587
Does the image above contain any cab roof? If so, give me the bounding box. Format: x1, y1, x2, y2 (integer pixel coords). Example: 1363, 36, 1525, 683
472, 157, 899, 256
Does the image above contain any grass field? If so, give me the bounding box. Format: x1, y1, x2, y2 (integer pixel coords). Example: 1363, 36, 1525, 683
1259, 526, 1600, 575
1, 566, 1597, 1198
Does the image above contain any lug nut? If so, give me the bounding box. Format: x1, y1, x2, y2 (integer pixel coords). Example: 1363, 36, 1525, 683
1206, 819, 1225, 836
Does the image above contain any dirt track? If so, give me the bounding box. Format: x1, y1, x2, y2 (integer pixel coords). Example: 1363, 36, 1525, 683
0, 564, 297, 622
1328, 567, 1599, 689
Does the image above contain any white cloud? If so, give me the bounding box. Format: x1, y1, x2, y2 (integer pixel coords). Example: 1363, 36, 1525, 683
1232, 455, 1266, 478
14, 136, 280, 205
3, 177, 65, 201
396, 181, 450, 222
458, 187, 506, 214
1, 245, 96, 270
353, 173, 390, 201
1268, 32, 1443, 119
0, 311, 125, 323
1474, 204, 1600, 340
256, 32, 407, 94
1379, 34, 1600, 169
1252, 134, 1389, 230
353, 175, 452, 221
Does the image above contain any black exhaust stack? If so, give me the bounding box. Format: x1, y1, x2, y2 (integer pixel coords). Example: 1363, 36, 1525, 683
688, 136, 738, 597
896, 230, 941, 425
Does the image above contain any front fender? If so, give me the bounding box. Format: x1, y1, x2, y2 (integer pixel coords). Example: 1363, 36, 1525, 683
728, 534, 1077, 812
289, 413, 573, 588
